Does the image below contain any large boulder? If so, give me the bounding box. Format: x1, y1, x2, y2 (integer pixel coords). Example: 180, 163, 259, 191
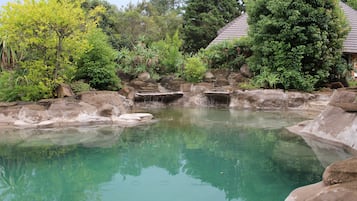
160, 75, 185, 91
137, 72, 151, 82
287, 89, 357, 150
240, 64, 253, 78
203, 71, 215, 82
211, 69, 230, 80
323, 157, 357, 186
285, 157, 357, 201
0, 91, 150, 128
56, 83, 74, 98
230, 89, 315, 110
130, 78, 159, 92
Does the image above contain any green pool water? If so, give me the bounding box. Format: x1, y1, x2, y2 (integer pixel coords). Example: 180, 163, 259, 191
0, 108, 345, 201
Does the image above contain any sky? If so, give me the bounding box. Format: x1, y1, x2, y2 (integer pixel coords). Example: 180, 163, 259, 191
0, 0, 137, 9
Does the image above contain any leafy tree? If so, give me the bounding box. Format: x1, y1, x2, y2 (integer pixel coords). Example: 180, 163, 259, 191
247, 0, 350, 91
82, 0, 122, 50
182, 0, 245, 53
0, 0, 94, 101
76, 28, 121, 90
150, 0, 185, 14
151, 30, 184, 74
112, 1, 183, 49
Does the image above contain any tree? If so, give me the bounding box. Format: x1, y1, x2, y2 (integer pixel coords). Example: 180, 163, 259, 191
0, 38, 18, 71
182, 0, 245, 53
151, 30, 184, 73
115, 1, 183, 48
0, 0, 94, 101
76, 28, 121, 90
150, 0, 185, 14
82, 0, 123, 50
247, 0, 350, 91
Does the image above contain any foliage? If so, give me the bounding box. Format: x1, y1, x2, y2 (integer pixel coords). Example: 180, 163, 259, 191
0, 61, 54, 102
182, 0, 245, 53
238, 81, 257, 90
0, 0, 94, 101
117, 41, 160, 78
348, 80, 357, 87
76, 28, 121, 91
202, 37, 252, 70
151, 30, 184, 74
70, 80, 91, 94
247, 0, 350, 91
253, 69, 279, 89
82, 0, 122, 50
183, 56, 207, 82
150, 0, 185, 14
114, 1, 183, 49
0, 38, 18, 71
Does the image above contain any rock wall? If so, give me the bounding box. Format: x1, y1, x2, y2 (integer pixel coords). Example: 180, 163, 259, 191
287, 89, 357, 150
0, 91, 135, 128
168, 87, 331, 114
285, 89, 357, 201
285, 157, 357, 201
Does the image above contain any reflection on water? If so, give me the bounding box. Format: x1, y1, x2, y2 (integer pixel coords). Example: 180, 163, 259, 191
0, 108, 354, 201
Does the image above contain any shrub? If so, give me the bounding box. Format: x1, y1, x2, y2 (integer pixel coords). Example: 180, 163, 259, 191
151, 31, 184, 74
183, 57, 207, 83
117, 42, 160, 79
201, 37, 252, 70
70, 80, 91, 94
0, 61, 54, 102
76, 29, 121, 91
238, 81, 257, 90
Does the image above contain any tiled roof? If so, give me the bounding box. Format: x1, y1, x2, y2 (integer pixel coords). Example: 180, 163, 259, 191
209, 2, 357, 54
340, 1, 357, 54
208, 13, 248, 47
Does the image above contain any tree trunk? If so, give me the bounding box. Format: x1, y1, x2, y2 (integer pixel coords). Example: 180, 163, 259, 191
55, 35, 63, 80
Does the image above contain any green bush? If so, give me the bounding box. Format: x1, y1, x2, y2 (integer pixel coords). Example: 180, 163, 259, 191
238, 81, 257, 90
76, 29, 121, 91
183, 57, 207, 83
117, 41, 160, 79
201, 37, 252, 70
247, 0, 349, 91
70, 80, 91, 94
0, 61, 54, 102
151, 31, 184, 74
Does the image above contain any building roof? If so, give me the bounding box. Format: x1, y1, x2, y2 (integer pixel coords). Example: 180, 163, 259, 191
340, 2, 357, 54
209, 2, 357, 54
208, 13, 248, 46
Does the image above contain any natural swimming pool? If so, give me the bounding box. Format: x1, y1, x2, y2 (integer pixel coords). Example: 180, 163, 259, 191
0, 108, 350, 201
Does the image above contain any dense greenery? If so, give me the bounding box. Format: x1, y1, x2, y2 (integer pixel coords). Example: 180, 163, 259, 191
117, 31, 184, 79
0, 0, 354, 101
183, 56, 207, 82
113, 2, 182, 49
76, 28, 121, 90
247, 0, 350, 91
182, 0, 245, 53
0, 0, 94, 101
202, 37, 252, 70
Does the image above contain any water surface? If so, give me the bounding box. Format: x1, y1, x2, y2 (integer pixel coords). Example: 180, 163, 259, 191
0, 108, 348, 201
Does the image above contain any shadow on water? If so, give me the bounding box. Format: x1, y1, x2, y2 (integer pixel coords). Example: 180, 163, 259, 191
0, 108, 354, 201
